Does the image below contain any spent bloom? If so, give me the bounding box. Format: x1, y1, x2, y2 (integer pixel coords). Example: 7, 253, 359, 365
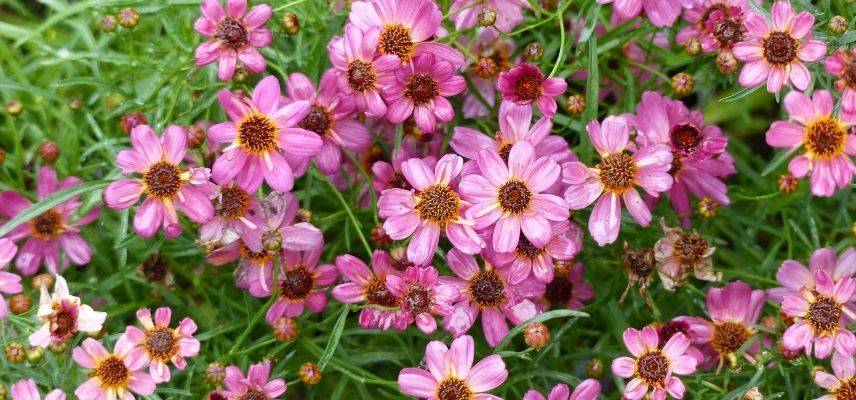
765, 90, 855, 196
10, 379, 65, 400
222, 361, 286, 399
398, 335, 508, 400
332, 251, 406, 330
386, 266, 459, 334
825, 48, 856, 114
194, 0, 273, 81
382, 53, 466, 133
29, 275, 107, 348
596, 0, 681, 27
768, 247, 855, 318
1, 167, 100, 275
125, 307, 200, 383
733, 0, 827, 92
0, 238, 22, 319
523, 380, 602, 400
611, 326, 698, 400
104, 125, 216, 238
497, 63, 567, 118
781, 270, 855, 359
654, 222, 720, 290
265, 246, 338, 323
814, 355, 856, 400
449, 0, 530, 33
73, 336, 156, 400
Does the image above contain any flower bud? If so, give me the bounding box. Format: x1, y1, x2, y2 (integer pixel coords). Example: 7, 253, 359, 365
473, 57, 498, 80
761, 315, 778, 331
478, 7, 497, 27
5, 343, 25, 363
120, 111, 147, 134
281, 13, 300, 35
118, 8, 139, 29
697, 197, 718, 218
0, 385, 7, 400
829, 16, 848, 35
49, 341, 69, 354
671, 72, 694, 96
9, 293, 30, 314
32, 273, 54, 291
262, 230, 283, 252
26, 346, 45, 364
524, 322, 550, 349
139, 253, 172, 285
525, 43, 544, 62
299, 362, 322, 385
68, 97, 82, 110
187, 124, 206, 149
684, 38, 702, 56
38, 140, 60, 163
371, 224, 392, 247
716, 50, 738, 74
206, 362, 227, 386
777, 173, 798, 194
5, 100, 22, 116
565, 94, 585, 116
272, 317, 298, 342
777, 341, 802, 361
100, 14, 118, 32
586, 358, 604, 378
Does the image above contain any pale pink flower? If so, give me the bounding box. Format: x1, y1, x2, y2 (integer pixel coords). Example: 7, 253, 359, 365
449, 0, 530, 33
0, 238, 22, 319
611, 326, 698, 400
199, 182, 265, 251
497, 63, 566, 118
781, 271, 855, 359
596, 0, 681, 27
29, 275, 107, 348
483, 220, 582, 284
10, 379, 65, 400
814, 354, 856, 400
73, 337, 156, 400
732, 0, 827, 92
676, 0, 751, 53
222, 361, 286, 399
768, 247, 855, 319
765, 90, 856, 196
125, 307, 200, 383
265, 246, 337, 323
193, 0, 272, 81
825, 48, 856, 114
386, 266, 459, 334
398, 335, 507, 399
332, 251, 407, 330
523, 380, 602, 400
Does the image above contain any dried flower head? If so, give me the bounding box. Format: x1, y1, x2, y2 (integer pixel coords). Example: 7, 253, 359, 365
620, 242, 656, 305
654, 221, 719, 290
272, 317, 298, 342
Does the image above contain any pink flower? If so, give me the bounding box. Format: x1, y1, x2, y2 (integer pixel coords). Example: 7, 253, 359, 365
1, 167, 100, 275
611, 326, 698, 400
348, 0, 464, 68
460, 141, 569, 253
562, 116, 673, 246
29, 275, 107, 348
199, 182, 265, 251
825, 48, 856, 114
398, 335, 507, 399
732, 0, 827, 92
222, 361, 286, 399
814, 354, 856, 400
193, 0, 272, 81
125, 307, 200, 383
332, 251, 407, 330
442, 249, 545, 347
371, 144, 433, 193
328, 24, 401, 117
386, 266, 459, 333
449, 0, 530, 33
781, 271, 856, 359
676, 0, 750, 53
484, 220, 582, 284
265, 246, 337, 323
382, 53, 466, 133
523, 380, 602, 400
104, 124, 216, 238
378, 154, 484, 265
10, 379, 66, 400
0, 238, 22, 319
207, 76, 324, 192
768, 247, 855, 319
539, 261, 594, 310
497, 63, 566, 118
765, 90, 856, 196
73, 337, 156, 400
596, 0, 681, 27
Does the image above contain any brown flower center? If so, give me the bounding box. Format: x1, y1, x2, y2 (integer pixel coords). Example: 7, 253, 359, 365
804, 116, 847, 160
217, 185, 251, 219
238, 389, 269, 400
298, 105, 334, 136
833, 378, 856, 400
635, 351, 669, 388
30, 210, 63, 239
435, 377, 474, 400
378, 23, 414, 61
143, 160, 183, 199
807, 295, 842, 335
414, 184, 460, 225
515, 235, 544, 259
674, 231, 710, 265
711, 321, 753, 355
238, 113, 279, 154
712, 17, 744, 47
403, 284, 433, 315
145, 326, 179, 362
364, 275, 399, 308
670, 123, 703, 155
239, 243, 272, 264
545, 276, 573, 306
512, 71, 543, 101
93, 355, 131, 389
347, 59, 376, 92
843, 61, 856, 89
597, 152, 637, 193
762, 31, 798, 65
497, 180, 532, 214
498, 142, 513, 163
49, 308, 77, 340
216, 18, 248, 49
468, 270, 506, 308
404, 74, 440, 106
141, 254, 170, 282
279, 266, 314, 300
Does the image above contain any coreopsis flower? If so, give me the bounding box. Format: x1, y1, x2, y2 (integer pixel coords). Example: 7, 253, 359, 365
10, 379, 65, 400
765, 90, 855, 196
612, 326, 698, 400
381, 53, 466, 133
125, 308, 200, 383
378, 154, 484, 265
222, 361, 286, 399
596, 0, 681, 27
631, 91, 734, 227
328, 24, 400, 117
449, 0, 530, 33
193, 0, 273, 81
442, 249, 544, 347
562, 116, 673, 246
825, 48, 856, 114
208, 76, 323, 192
781, 271, 855, 359
386, 266, 459, 333
199, 182, 265, 251
73, 337, 156, 400
523, 380, 602, 400
29, 275, 107, 348
1, 167, 100, 275
398, 335, 507, 399
540, 262, 594, 310
654, 222, 720, 290
332, 251, 406, 330
104, 125, 216, 238
282, 70, 371, 175
0, 239, 22, 319
265, 246, 337, 323
460, 141, 569, 253
348, 0, 464, 68
497, 63, 567, 118
814, 354, 856, 400
673, 281, 766, 370
768, 247, 855, 319
484, 219, 582, 284
677, 0, 749, 53
732, 0, 827, 92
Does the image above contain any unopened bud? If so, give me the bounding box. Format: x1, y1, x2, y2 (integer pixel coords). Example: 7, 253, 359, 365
586, 358, 604, 378
523, 322, 550, 349
525, 43, 543, 62
26, 346, 45, 364
9, 293, 30, 314
0, 148, 5, 167
778, 341, 802, 361
38, 140, 60, 163
32, 274, 54, 291
371, 224, 392, 247
206, 362, 227, 386
296, 208, 312, 223
117, 8, 139, 29
761, 315, 778, 331
684, 38, 702, 56
100, 15, 118, 32
299, 362, 322, 385
272, 317, 298, 342
5, 100, 22, 116
716, 50, 739, 74
187, 124, 206, 149
697, 197, 718, 218
565, 94, 585, 116
5, 343, 25, 363
671, 72, 694, 96
48, 341, 68, 354
829, 15, 848, 35
474, 57, 498, 80
778, 173, 799, 194
478, 7, 497, 27
262, 230, 283, 252
120, 112, 147, 134
281, 13, 300, 35
233, 64, 250, 82
68, 97, 82, 110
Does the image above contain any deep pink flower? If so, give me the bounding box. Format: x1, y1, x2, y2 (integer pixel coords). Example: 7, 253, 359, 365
73, 336, 156, 400
328, 24, 401, 117
442, 249, 545, 347
29, 275, 107, 348
104, 125, 216, 238
484, 219, 582, 284
386, 266, 459, 333
460, 141, 569, 253
222, 361, 286, 399
1, 167, 100, 275
199, 182, 265, 251
381, 53, 466, 133
765, 90, 855, 196
732, 0, 827, 92
497, 63, 566, 118
611, 326, 698, 400
265, 246, 337, 323
207, 76, 323, 192
562, 116, 673, 246
768, 247, 855, 319
781, 271, 855, 359
378, 154, 484, 265
398, 335, 507, 399
125, 307, 200, 383
332, 251, 407, 330
536, 261, 594, 310
825, 48, 856, 114
193, 0, 272, 81
523, 380, 602, 400
0, 238, 22, 319
676, 0, 750, 53
449, 0, 530, 33
814, 354, 855, 400
596, 0, 681, 27
10, 379, 65, 400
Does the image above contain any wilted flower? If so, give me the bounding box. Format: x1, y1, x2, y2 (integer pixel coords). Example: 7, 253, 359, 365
654, 222, 720, 290
620, 243, 657, 304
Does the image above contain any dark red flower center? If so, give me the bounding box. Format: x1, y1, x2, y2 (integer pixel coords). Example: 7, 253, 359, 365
347, 59, 376, 92
279, 266, 314, 300
30, 210, 63, 239
415, 184, 460, 225
497, 180, 532, 214
711, 321, 752, 355
145, 326, 178, 361
403, 284, 433, 315
404, 74, 440, 106
804, 116, 847, 160
545, 276, 573, 306
762, 31, 798, 65
93, 355, 131, 389
512, 71, 543, 101
299, 105, 333, 136
143, 160, 183, 199
598, 152, 637, 193
670, 123, 703, 155
238, 113, 279, 154
50, 308, 77, 340
364, 275, 399, 308
217, 185, 251, 219
674, 231, 710, 265
378, 23, 414, 61
141, 254, 170, 282
712, 17, 745, 47
515, 235, 544, 259
468, 270, 506, 308
807, 295, 842, 335
435, 377, 474, 400
216, 18, 248, 49
658, 320, 691, 347
636, 351, 669, 387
